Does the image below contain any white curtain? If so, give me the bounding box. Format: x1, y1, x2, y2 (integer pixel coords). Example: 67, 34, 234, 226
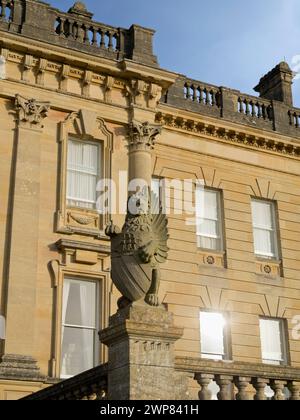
196, 189, 221, 251
200, 312, 225, 358
67, 139, 100, 209
251, 200, 276, 257
260, 319, 283, 364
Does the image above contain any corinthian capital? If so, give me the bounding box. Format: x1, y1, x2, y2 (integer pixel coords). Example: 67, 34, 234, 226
127, 121, 162, 151
15, 95, 50, 126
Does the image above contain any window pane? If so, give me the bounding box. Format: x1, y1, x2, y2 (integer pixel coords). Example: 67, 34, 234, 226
63, 279, 96, 328
260, 319, 284, 364
251, 200, 274, 229
61, 327, 94, 377
196, 189, 223, 251
197, 219, 218, 237
198, 236, 219, 251
253, 228, 275, 257
251, 200, 278, 258
200, 312, 226, 358
67, 139, 100, 208
196, 189, 218, 219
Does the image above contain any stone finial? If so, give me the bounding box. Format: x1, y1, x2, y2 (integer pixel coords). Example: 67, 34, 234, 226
127, 121, 162, 151
254, 61, 294, 107
15, 95, 50, 126
68, 2, 93, 19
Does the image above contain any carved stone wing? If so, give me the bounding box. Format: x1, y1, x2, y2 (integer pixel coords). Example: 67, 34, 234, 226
151, 191, 169, 264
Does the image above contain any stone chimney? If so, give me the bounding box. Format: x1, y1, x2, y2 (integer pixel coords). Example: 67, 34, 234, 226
254, 62, 294, 107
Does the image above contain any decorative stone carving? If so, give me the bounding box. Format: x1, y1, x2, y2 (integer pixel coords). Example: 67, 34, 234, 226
106, 121, 167, 307
15, 95, 50, 126
127, 121, 161, 151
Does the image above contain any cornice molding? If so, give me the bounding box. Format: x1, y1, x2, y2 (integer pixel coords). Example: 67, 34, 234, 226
155, 112, 300, 159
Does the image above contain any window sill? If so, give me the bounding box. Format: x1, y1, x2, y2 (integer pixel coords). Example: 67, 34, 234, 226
197, 249, 227, 269
255, 258, 282, 277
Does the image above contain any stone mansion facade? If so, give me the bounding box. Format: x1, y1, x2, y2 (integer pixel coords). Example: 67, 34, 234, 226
0, 0, 300, 400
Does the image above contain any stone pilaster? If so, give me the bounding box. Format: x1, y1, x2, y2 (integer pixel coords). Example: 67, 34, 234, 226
99, 301, 183, 400
1, 95, 50, 374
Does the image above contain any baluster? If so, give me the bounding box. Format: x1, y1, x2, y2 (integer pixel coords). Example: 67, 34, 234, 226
192, 85, 197, 102
252, 378, 269, 400
195, 374, 214, 401
211, 90, 216, 106
270, 380, 287, 400
261, 104, 267, 119
251, 101, 256, 117
288, 381, 300, 400
295, 113, 299, 128
186, 85, 191, 100
288, 110, 292, 125
92, 28, 98, 46
257, 102, 262, 118
245, 100, 250, 115
99, 30, 105, 49
57, 18, 64, 36
83, 25, 89, 44
205, 88, 210, 105
72, 23, 78, 40
215, 375, 233, 400
199, 87, 204, 104
108, 31, 114, 51
238, 98, 243, 113
234, 377, 252, 400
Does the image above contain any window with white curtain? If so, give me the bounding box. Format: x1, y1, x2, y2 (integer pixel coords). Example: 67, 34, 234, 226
67, 138, 101, 209
251, 199, 279, 259
200, 311, 230, 360
61, 278, 99, 379
259, 318, 288, 366
196, 188, 224, 251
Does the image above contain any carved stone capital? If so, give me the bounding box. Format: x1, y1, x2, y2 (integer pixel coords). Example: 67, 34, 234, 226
15, 95, 50, 126
127, 121, 162, 151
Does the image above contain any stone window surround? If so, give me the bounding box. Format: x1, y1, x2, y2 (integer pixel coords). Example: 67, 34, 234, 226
55, 109, 113, 238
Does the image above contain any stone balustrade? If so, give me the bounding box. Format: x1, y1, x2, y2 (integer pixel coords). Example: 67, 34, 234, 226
21, 364, 108, 400
176, 357, 300, 400
54, 11, 125, 60
289, 109, 300, 129
0, 0, 158, 66
164, 76, 300, 139
237, 95, 273, 121
183, 81, 221, 108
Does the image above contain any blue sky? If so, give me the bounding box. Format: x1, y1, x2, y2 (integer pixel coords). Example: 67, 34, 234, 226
50, 0, 300, 107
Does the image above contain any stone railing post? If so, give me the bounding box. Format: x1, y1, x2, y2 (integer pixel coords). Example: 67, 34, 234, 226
289, 381, 300, 401
20, 0, 57, 41
270, 380, 287, 400
234, 377, 252, 400
128, 24, 158, 67
215, 375, 233, 400
252, 378, 269, 401
99, 302, 183, 400
220, 87, 240, 120
195, 373, 214, 400
272, 101, 293, 136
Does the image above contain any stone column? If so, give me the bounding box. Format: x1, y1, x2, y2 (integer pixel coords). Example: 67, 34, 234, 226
0, 95, 50, 378
127, 121, 161, 190
99, 301, 183, 400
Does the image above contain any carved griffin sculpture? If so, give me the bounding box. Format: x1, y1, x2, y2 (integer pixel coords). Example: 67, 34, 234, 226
106, 187, 169, 307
